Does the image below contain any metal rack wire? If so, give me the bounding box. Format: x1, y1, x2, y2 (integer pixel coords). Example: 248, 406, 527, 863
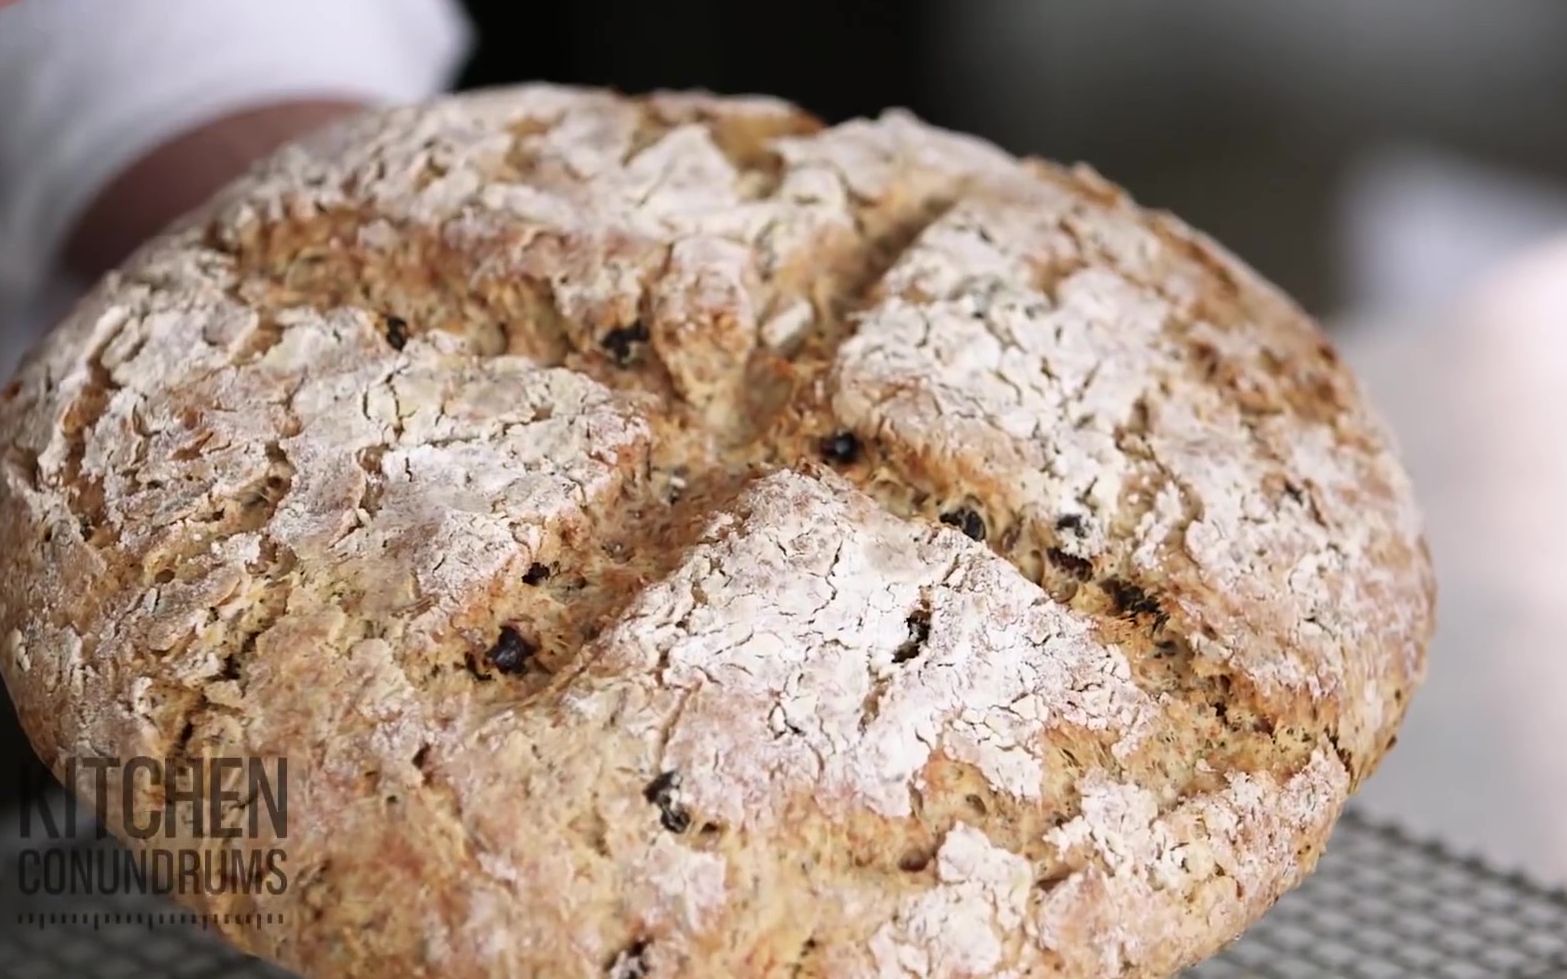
1189, 811, 1567, 979
2, 807, 1565, 978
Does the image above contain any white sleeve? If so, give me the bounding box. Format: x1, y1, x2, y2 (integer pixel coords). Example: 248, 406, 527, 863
0, 0, 473, 310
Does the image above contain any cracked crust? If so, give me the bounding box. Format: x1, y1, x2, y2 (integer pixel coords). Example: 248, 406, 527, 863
0, 85, 1433, 979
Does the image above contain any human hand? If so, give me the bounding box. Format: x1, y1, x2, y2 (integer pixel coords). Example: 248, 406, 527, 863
62, 99, 366, 281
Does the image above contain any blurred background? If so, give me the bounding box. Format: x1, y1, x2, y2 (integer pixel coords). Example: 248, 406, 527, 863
2, 0, 1565, 885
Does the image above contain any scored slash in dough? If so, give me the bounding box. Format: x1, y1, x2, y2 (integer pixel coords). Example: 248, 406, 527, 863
0, 85, 1433, 979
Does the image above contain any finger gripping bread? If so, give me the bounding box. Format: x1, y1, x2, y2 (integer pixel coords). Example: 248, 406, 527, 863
0, 86, 1434, 978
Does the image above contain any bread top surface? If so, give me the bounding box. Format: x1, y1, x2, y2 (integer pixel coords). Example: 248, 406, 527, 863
0, 85, 1433, 978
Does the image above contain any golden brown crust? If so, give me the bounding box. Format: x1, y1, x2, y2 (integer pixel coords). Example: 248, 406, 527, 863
0, 85, 1433, 978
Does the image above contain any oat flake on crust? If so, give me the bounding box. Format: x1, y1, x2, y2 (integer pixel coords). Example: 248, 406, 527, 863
0, 85, 1433, 979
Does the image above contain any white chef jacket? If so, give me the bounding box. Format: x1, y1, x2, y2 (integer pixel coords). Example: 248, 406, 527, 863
0, 0, 472, 377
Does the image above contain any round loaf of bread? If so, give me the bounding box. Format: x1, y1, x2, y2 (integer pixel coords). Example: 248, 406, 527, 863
0, 86, 1433, 978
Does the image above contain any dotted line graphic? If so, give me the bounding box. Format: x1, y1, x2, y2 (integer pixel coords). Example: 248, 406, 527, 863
14, 911, 287, 932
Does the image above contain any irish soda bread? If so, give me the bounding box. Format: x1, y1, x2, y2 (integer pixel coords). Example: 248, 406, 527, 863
0, 86, 1434, 978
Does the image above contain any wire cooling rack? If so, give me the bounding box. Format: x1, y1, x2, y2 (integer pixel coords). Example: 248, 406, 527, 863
2, 802, 1565, 979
